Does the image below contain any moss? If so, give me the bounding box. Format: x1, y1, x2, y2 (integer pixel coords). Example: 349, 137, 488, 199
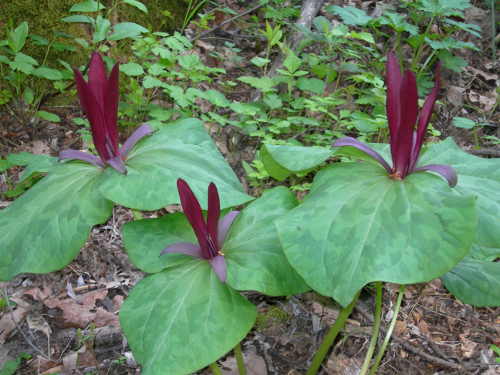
255, 306, 290, 331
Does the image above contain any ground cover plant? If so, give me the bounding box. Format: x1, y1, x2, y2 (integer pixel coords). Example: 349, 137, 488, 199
0, 0, 499, 374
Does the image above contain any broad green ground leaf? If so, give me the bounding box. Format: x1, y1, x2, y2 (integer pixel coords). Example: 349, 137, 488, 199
419, 138, 500, 256
260, 146, 291, 181
276, 162, 476, 306
99, 118, 252, 210
120, 259, 256, 375
122, 213, 196, 273
0, 163, 113, 280
263, 144, 331, 173
224, 187, 309, 296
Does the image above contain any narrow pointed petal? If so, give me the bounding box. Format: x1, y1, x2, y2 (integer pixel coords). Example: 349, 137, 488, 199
107, 155, 127, 174
104, 62, 120, 152
88, 52, 107, 105
217, 211, 239, 248
59, 149, 105, 168
393, 71, 418, 177
386, 52, 402, 154
120, 124, 153, 159
160, 242, 203, 258
74, 68, 110, 162
207, 183, 220, 252
414, 164, 457, 187
409, 63, 441, 171
177, 179, 210, 258
333, 137, 392, 173
210, 255, 227, 283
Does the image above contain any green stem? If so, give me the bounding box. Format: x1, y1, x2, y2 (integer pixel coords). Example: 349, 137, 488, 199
359, 282, 383, 375
209, 362, 222, 375
368, 284, 406, 375
306, 291, 360, 375
234, 342, 246, 375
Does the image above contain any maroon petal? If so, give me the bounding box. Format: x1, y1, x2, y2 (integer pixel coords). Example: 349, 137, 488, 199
120, 124, 153, 159
177, 179, 210, 259
207, 183, 220, 254
413, 164, 457, 187
59, 149, 105, 168
210, 255, 227, 283
392, 71, 418, 177
104, 62, 120, 153
88, 52, 107, 106
409, 63, 441, 172
333, 137, 392, 174
160, 242, 203, 258
218, 211, 239, 248
74, 68, 110, 162
386, 52, 402, 155
106, 155, 127, 174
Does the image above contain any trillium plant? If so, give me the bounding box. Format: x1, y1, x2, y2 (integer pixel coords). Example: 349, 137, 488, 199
1, 48, 499, 375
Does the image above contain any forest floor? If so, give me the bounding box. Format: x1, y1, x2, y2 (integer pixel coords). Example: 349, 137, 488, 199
1, 0, 499, 374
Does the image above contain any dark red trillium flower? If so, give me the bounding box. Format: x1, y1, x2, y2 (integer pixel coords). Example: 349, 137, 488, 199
59, 52, 152, 174
160, 179, 239, 283
333, 52, 457, 187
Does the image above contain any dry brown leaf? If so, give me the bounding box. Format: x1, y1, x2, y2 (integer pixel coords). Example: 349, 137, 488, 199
0, 302, 30, 344
459, 334, 478, 359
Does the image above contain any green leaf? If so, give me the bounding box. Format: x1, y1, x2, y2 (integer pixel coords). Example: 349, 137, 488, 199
418, 138, 500, 262
35, 110, 61, 122
0, 163, 113, 281
120, 62, 144, 76
260, 146, 291, 181
98, 118, 252, 210
437, 51, 467, 72
8, 22, 29, 53
238, 76, 276, 92
276, 162, 476, 306
282, 50, 302, 74
23, 88, 34, 105
108, 22, 148, 41
69, 0, 105, 12
122, 213, 197, 273
297, 77, 325, 94
452, 116, 476, 129
120, 259, 256, 375
250, 57, 270, 67
32, 67, 63, 80
224, 187, 309, 296
327, 5, 372, 26
93, 15, 111, 43
62, 15, 95, 23
6, 152, 58, 182
264, 144, 332, 172
122, 0, 148, 13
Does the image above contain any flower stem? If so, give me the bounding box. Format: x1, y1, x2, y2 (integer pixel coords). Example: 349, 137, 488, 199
368, 284, 406, 375
359, 282, 383, 375
234, 342, 246, 375
209, 362, 222, 375
306, 291, 360, 375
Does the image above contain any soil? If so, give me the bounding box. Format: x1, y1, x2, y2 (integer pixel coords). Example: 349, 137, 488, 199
1, 0, 499, 374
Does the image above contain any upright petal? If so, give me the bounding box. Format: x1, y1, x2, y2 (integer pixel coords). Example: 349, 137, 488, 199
88, 52, 107, 107
386, 52, 402, 155
409, 63, 441, 172
105, 62, 120, 154
120, 124, 153, 159
392, 71, 418, 177
177, 179, 210, 258
74, 68, 110, 162
217, 211, 239, 248
207, 182, 220, 254
210, 255, 227, 283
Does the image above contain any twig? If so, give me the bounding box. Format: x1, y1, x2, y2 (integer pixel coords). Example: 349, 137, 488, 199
194, 3, 265, 41
468, 148, 500, 158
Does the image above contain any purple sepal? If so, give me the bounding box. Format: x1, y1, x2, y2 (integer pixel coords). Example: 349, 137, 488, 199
333, 137, 392, 173
414, 164, 458, 187
160, 242, 203, 258
210, 255, 227, 283
59, 149, 105, 168
120, 123, 154, 159
217, 211, 239, 248
107, 155, 127, 174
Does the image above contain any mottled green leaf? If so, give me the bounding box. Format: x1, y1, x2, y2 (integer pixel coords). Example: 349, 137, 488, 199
276, 162, 476, 306
120, 259, 256, 375
263, 144, 331, 173
0, 163, 113, 280
224, 187, 309, 296
120, 62, 144, 76
99, 118, 252, 210
108, 22, 148, 41
327, 5, 372, 26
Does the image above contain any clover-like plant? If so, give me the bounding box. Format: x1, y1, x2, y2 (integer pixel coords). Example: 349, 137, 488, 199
120, 181, 308, 374
0, 53, 251, 281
